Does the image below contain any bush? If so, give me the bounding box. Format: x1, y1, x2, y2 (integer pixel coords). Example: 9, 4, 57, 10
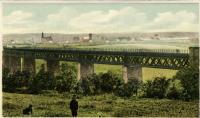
100, 71, 124, 93
13, 71, 31, 88
3, 68, 10, 79
3, 74, 17, 92
115, 79, 141, 97
79, 73, 102, 95
174, 65, 199, 100
167, 84, 180, 99
79, 71, 124, 95
144, 77, 170, 99
79, 74, 96, 95
72, 82, 83, 94
3, 70, 31, 92
28, 67, 55, 94
91, 74, 102, 94
54, 63, 77, 93
166, 79, 183, 99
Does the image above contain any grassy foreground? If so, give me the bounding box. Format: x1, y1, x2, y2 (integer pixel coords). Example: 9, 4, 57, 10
3, 92, 198, 117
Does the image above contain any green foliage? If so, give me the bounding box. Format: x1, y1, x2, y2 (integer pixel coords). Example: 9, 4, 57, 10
3, 74, 17, 92
174, 65, 199, 100
13, 71, 31, 88
79, 72, 123, 95
115, 79, 141, 97
143, 77, 170, 99
167, 84, 180, 99
29, 72, 55, 94
100, 71, 124, 93
166, 79, 183, 99
3, 69, 31, 92
55, 64, 77, 93
3, 68, 10, 79
28, 65, 55, 94
79, 74, 97, 95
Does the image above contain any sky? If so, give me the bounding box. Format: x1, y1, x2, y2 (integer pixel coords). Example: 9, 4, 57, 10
3, 3, 199, 34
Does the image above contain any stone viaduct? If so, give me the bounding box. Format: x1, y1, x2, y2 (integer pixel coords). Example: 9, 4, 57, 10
2, 46, 199, 83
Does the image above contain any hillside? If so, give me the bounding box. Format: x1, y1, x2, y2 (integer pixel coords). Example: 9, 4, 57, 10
3, 32, 198, 44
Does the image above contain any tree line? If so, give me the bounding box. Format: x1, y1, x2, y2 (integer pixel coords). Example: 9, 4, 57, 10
3, 63, 199, 101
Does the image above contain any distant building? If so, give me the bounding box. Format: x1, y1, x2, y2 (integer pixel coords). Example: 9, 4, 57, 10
89, 33, 92, 41
73, 33, 93, 43
151, 34, 160, 40
41, 32, 53, 43
73, 37, 80, 42
134, 36, 142, 41
117, 37, 131, 41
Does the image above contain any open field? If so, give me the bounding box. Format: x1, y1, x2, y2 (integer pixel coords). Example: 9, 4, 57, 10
3, 92, 198, 117
36, 59, 177, 81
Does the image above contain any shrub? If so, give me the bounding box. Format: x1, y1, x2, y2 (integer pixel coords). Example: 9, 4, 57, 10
166, 79, 183, 99
28, 67, 55, 94
91, 74, 102, 94
55, 63, 77, 93
144, 77, 170, 99
115, 79, 141, 97
3, 68, 10, 79
167, 84, 180, 99
72, 82, 83, 94
100, 71, 124, 93
3, 70, 31, 92
79, 75, 96, 95
3, 74, 17, 92
13, 70, 31, 88
79, 71, 124, 95
174, 65, 199, 100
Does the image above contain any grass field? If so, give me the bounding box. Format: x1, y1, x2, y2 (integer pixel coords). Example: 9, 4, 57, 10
36, 59, 177, 81
3, 92, 198, 117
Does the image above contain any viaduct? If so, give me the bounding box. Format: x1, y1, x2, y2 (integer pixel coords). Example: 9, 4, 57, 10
2, 46, 199, 83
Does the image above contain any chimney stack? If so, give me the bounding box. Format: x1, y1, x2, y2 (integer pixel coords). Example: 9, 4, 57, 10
89, 33, 92, 41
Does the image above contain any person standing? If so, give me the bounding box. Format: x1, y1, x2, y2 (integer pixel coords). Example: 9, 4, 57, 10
70, 95, 78, 117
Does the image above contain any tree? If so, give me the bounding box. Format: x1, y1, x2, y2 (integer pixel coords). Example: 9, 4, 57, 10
144, 77, 170, 99
29, 64, 55, 94
80, 76, 95, 95
3, 69, 31, 92
100, 71, 124, 93
115, 79, 141, 97
3, 68, 10, 79
174, 65, 199, 100
55, 63, 77, 92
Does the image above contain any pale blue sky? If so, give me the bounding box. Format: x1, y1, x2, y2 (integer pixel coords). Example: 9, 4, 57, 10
3, 3, 199, 34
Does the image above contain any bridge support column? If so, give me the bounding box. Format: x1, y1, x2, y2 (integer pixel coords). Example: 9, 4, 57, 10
3, 54, 10, 69
77, 63, 94, 80
9, 56, 21, 74
46, 60, 59, 76
23, 57, 36, 74
123, 65, 142, 83
189, 47, 199, 66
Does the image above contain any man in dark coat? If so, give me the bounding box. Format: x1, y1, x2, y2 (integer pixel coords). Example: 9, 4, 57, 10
70, 95, 78, 117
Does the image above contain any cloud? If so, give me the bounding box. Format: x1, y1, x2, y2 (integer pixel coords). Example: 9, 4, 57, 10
47, 7, 79, 24
68, 7, 147, 33
144, 11, 198, 32
4, 10, 33, 25
3, 7, 199, 34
